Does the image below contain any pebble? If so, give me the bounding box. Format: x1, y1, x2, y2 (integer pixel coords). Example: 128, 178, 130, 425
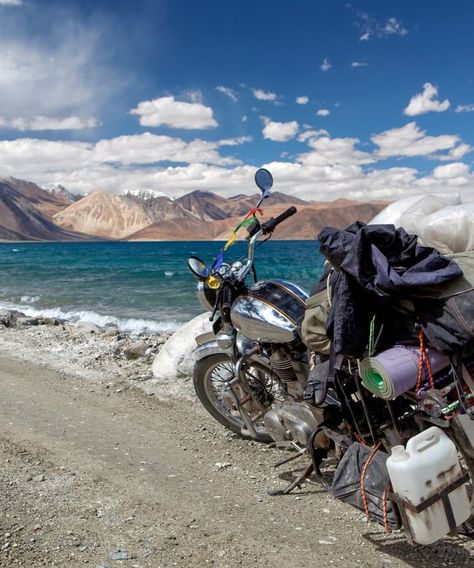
318, 536, 338, 545
109, 549, 134, 561
123, 341, 148, 360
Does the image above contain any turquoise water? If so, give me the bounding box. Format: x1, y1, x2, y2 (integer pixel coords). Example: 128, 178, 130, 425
0, 241, 324, 332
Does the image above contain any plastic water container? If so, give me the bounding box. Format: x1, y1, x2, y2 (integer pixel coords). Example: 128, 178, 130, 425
386, 427, 471, 545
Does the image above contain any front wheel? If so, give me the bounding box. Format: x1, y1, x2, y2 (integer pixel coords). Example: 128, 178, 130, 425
193, 353, 281, 443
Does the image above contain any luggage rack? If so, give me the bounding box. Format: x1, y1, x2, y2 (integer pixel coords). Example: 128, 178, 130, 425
387, 470, 470, 544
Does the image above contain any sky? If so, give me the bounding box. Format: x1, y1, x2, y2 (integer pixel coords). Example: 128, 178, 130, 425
0, 0, 474, 201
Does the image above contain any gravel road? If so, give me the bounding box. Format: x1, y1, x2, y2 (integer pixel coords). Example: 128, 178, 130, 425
0, 350, 473, 567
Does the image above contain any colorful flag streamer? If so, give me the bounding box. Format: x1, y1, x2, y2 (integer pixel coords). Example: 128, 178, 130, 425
211, 207, 263, 269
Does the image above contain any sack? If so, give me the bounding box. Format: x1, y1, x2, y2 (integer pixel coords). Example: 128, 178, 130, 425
301, 287, 331, 355
415, 251, 474, 356
331, 442, 401, 530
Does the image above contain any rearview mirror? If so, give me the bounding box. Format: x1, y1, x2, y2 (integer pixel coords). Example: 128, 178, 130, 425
255, 168, 273, 197
188, 256, 209, 279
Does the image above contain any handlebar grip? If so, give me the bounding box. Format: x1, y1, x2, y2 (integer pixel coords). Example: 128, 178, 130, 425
261, 206, 297, 234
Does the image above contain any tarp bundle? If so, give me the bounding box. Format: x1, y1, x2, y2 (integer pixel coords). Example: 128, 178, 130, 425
331, 442, 401, 529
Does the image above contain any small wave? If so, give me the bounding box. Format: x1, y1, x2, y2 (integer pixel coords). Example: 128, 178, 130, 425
164, 271, 174, 277
20, 295, 40, 304
12, 248, 19, 252
0, 301, 180, 334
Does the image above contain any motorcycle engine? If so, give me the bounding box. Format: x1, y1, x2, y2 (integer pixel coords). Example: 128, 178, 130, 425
263, 402, 323, 446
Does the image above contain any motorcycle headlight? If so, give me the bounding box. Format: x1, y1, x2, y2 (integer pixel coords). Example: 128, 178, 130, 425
197, 280, 219, 312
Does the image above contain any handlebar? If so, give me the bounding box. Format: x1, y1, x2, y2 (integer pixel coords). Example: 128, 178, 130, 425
261, 206, 297, 235
236, 206, 298, 281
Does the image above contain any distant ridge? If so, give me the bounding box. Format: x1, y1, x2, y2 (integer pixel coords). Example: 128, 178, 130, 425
0, 176, 389, 241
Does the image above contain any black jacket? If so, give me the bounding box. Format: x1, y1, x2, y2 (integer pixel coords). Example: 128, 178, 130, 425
318, 223, 464, 358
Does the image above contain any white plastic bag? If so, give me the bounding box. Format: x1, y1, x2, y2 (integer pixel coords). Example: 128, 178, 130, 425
417, 203, 474, 253
370, 192, 474, 253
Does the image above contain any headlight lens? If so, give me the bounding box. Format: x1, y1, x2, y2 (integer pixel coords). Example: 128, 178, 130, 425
197, 280, 218, 311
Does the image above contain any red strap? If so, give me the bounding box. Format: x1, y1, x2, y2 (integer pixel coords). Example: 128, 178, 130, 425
360, 442, 382, 519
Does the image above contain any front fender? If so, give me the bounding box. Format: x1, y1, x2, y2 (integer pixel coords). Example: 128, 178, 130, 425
194, 337, 232, 362
194, 335, 271, 369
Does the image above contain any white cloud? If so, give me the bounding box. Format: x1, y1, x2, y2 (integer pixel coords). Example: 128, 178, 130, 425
296, 96, 309, 105
0, 26, 117, 122
298, 134, 374, 167
0, 0, 22, 5
217, 136, 253, 147
241, 115, 248, 122
319, 58, 332, 72
216, 85, 238, 102
455, 104, 474, 113
404, 83, 450, 116
252, 88, 277, 102
372, 122, 466, 159
351, 61, 368, 68
130, 96, 218, 129
355, 12, 408, 41
432, 162, 470, 180
262, 118, 299, 142
0, 116, 98, 131
1, 119, 472, 203
94, 133, 247, 166
317, 109, 330, 117
0, 132, 251, 183
298, 129, 328, 143
384, 18, 408, 37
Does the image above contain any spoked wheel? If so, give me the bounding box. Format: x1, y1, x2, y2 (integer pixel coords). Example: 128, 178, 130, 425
193, 353, 283, 442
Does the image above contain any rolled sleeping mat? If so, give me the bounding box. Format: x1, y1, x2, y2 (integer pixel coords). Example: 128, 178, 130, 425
360, 346, 450, 400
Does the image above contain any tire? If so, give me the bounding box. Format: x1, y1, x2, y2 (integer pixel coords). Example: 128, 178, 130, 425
193, 353, 276, 443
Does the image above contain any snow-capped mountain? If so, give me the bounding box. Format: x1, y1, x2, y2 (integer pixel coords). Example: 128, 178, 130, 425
120, 189, 171, 201
44, 184, 81, 203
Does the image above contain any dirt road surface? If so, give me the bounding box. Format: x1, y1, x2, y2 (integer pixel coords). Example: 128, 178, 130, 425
0, 351, 472, 567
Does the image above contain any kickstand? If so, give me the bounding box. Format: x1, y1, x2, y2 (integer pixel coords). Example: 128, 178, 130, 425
268, 463, 314, 496
274, 448, 307, 468
268, 426, 331, 496
307, 427, 330, 491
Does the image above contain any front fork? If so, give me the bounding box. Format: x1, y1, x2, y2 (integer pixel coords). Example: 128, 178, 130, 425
225, 345, 269, 438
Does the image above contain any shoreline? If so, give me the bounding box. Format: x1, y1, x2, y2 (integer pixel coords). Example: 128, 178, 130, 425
0, 307, 195, 400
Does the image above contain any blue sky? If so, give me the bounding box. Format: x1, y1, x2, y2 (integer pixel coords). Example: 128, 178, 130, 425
0, 0, 473, 201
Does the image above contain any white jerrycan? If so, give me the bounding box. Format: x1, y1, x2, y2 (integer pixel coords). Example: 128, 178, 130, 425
387, 426, 471, 545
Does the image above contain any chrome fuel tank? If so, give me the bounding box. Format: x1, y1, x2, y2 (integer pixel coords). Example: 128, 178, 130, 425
230, 280, 309, 343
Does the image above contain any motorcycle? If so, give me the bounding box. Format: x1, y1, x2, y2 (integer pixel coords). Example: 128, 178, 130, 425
188, 168, 474, 544
188, 168, 319, 444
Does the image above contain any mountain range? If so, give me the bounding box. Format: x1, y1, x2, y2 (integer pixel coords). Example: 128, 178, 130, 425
0, 177, 388, 241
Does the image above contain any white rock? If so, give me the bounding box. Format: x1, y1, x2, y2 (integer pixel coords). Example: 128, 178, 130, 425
152, 313, 212, 381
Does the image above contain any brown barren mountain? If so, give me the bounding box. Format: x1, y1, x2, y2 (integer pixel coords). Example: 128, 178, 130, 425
54, 192, 154, 239
128, 199, 387, 241
0, 178, 89, 241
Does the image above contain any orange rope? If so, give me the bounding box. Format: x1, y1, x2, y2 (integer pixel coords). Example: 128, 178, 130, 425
415, 328, 435, 393
360, 441, 382, 520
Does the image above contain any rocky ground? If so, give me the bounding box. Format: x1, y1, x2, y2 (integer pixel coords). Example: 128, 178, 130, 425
0, 311, 473, 568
